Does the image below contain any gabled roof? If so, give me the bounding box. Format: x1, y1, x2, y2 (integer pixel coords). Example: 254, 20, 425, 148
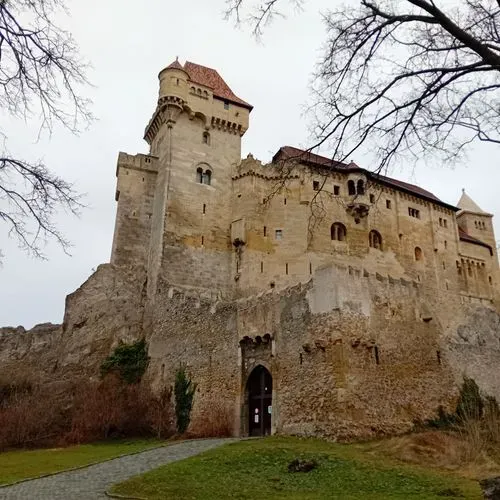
457, 190, 491, 215
183, 61, 252, 110
273, 146, 457, 210
458, 228, 493, 254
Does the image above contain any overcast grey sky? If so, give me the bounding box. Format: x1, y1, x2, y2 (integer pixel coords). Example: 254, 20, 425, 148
1, 0, 498, 328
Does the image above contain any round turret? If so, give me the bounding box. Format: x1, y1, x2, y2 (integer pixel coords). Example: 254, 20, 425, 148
158, 58, 189, 103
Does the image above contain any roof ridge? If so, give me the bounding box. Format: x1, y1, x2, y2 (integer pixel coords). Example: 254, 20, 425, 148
273, 145, 455, 209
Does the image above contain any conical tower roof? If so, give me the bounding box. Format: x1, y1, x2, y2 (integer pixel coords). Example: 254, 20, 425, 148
165, 57, 184, 71
457, 189, 490, 215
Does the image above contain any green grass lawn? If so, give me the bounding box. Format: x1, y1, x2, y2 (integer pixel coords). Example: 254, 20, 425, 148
111, 436, 482, 500
0, 439, 162, 486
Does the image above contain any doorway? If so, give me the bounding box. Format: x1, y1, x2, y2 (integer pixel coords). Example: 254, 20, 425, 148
247, 365, 272, 436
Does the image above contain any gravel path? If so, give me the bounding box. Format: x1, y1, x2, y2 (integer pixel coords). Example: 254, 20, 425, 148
0, 438, 236, 499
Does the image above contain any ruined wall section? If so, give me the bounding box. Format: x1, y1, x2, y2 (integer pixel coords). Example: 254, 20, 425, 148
0, 323, 61, 384
58, 264, 147, 378
110, 153, 158, 266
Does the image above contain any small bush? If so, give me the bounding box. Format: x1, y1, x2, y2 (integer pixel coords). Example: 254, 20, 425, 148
100, 339, 150, 384
189, 399, 233, 438
148, 386, 174, 439
456, 376, 483, 421
174, 365, 196, 434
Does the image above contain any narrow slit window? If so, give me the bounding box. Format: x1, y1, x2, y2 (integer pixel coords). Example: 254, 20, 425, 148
261, 262, 264, 273
203, 204, 206, 214
285, 263, 289, 275
374, 346, 380, 365
309, 262, 312, 275
263, 226, 267, 237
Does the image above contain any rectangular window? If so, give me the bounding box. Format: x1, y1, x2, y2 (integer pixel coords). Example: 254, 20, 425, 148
201, 235, 204, 246
224, 101, 230, 110
439, 217, 443, 226
370, 194, 375, 203
408, 207, 420, 219
386, 199, 391, 209
333, 185, 340, 196
275, 229, 283, 240
443, 219, 448, 228
313, 181, 320, 191
263, 226, 267, 237
284, 198, 287, 205
202, 204, 206, 214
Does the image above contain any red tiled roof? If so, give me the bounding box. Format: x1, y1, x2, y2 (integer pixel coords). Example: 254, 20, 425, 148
458, 228, 493, 253
273, 146, 455, 209
183, 61, 252, 110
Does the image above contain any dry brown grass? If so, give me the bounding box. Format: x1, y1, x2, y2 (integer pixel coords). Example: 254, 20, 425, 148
363, 422, 500, 480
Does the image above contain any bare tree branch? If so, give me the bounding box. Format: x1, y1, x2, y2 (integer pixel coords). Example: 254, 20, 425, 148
226, 0, 500, 243
0, 0, 91, 258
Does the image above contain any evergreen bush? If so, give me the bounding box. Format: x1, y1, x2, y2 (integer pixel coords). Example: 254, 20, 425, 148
174, 364, 196, 434
100, 339, 149, 384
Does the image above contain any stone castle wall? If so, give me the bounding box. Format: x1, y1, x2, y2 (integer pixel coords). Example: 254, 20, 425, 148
2, 259, 500, 440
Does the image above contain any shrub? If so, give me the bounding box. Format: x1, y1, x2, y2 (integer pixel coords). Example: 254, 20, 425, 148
148, 386, 174, 439
66, 374, 152, 443
100, 339, 150, 384
456, 376, 483, 421
0, 388, 66, 450
189, 399, 233, 438
174, 365, 196, 434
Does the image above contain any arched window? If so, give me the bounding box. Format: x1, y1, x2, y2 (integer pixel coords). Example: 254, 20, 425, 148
190, 86, 195, 93
414, 246, 423, 261
203, 90, 208, 98
369, 230, 383, 250
202, 131, 210, 145
331, 222, 347, 241
196, 167, 203, 183
202, 169, 212, 185
348, 180, 356, 195
357, 179, 365, 195
197, 88, 202, 95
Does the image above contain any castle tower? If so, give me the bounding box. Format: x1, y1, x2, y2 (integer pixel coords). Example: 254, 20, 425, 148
141, 58, 252, 299
456, 190, 496, 251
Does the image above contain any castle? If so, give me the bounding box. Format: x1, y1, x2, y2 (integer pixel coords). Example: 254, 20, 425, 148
2, 59, 500, 439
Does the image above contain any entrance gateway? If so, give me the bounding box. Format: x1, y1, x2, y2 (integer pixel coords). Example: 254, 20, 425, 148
247, 365, 272, 436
